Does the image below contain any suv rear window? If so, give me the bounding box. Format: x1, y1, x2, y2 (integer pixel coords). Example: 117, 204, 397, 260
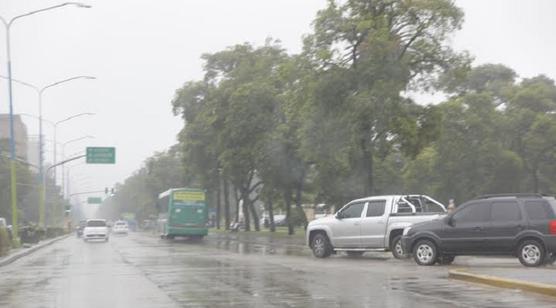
525, 201, 552, 220
546, 198, 556, 218
87, 220, 107, 227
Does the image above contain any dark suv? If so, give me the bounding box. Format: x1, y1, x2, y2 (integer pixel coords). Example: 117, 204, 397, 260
402, 194, 556, 267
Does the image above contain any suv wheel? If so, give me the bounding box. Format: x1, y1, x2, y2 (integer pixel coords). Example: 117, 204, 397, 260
311, 233, 332, 258
413, 239, 437, 266
518, 240, 545, 267
390, 235, 407, 259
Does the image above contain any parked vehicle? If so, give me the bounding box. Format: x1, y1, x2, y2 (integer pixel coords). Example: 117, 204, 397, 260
306, 195, 446, 258
0, 217, 7, 228
112, 220, 129, 235
402, 194, 556, 267
83, 219, 109, 242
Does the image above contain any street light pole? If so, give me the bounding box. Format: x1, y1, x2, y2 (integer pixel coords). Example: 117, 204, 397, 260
0, 1, 91, 237
61, 135, 94, 198
1, 76, 95, 227
53, 112, 95, 182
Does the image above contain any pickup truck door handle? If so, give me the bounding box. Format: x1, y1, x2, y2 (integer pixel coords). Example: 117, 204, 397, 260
472, 226, 482, 231
354, 222, 361, 226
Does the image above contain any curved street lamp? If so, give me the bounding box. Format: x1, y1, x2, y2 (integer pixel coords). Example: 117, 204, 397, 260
43, 135, 94, 226
0, 2, 92, 232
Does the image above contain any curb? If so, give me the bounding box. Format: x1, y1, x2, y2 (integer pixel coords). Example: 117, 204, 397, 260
449, 269, 556, 298
0, 235, 69, 267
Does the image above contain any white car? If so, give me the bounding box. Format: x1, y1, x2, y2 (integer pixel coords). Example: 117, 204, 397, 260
83, 219, 109, 242
112, 220, 129, 235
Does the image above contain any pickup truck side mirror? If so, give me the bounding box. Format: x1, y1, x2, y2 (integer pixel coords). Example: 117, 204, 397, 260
335, 212, 343, 219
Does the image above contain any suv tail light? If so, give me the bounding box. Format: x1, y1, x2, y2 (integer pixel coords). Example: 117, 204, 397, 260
550, 220, 556, 235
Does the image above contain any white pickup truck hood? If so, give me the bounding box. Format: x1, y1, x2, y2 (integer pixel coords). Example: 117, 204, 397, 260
308, 215, 336, 227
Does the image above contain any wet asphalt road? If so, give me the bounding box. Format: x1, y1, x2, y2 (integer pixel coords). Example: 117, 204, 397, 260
1, 233, 556, 308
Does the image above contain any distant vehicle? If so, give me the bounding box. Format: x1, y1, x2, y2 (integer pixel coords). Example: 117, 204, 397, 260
112, 220, 129, 235
0, 217, 6, 228
306, 195, 446, 258
75, 220, 87, 238
259, 215, 286, 227
157, 188, 208, 240
402, 194, 556, 267
83, 219, 109, 242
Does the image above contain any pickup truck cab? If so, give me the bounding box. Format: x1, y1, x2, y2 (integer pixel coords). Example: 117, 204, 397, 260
306, 195, 446, 258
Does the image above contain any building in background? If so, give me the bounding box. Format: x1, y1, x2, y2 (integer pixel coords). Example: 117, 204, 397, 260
26, 136, 40, 168
0, 114, 28, 161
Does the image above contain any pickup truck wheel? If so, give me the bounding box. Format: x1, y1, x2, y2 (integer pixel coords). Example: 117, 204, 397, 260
413, 239, 437, 266
390, 235, 407, 259
346, 251, 364, 257
518, 240, 545, 267
311, 233, 332, 258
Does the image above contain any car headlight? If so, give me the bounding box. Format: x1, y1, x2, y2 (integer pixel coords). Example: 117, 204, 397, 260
403, 227, 412, 236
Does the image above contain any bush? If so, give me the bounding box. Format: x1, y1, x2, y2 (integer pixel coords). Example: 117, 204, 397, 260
0, 227, 10, 257
19, 226, 40, 244
46, 227, 65, 238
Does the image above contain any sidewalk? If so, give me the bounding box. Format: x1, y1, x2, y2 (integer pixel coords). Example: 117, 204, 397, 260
0, 235, 69, 267
449, 261, 556, 298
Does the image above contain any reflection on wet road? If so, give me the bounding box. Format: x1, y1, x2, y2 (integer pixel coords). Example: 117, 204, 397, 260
1, 233, 555, 307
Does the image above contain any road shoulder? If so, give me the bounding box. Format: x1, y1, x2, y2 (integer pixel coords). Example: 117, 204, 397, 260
0, 235, 69, 267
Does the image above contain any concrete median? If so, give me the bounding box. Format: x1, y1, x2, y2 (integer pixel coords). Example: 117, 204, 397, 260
449, 268, 556, 298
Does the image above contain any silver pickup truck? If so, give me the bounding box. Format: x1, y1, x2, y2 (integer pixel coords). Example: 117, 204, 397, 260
306, 195, 446, 258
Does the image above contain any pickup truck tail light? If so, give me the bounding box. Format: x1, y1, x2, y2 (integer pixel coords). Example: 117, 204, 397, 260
550, 220, 556, 235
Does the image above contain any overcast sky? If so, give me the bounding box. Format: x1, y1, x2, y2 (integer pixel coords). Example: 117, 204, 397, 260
1, 0, 555, 204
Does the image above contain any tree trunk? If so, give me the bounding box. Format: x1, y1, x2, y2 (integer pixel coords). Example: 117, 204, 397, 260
532, 167, 539, 193
284, 190, 294, 235
361, 139, 374, 195
216, 179, 221, 229
242, 190, 251, 231
234, 188, 240, 223
268, 195, 275, 232
249, 201, 260, 231
224, 179, 230, 230
294, 181, 308, 230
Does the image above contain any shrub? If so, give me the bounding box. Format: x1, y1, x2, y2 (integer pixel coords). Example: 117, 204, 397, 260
0, 227, 10, 257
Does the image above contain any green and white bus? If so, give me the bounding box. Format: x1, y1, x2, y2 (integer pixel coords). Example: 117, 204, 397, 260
157, 188, 208, 239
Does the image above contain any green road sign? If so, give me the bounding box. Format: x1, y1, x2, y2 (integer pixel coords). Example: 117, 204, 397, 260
86, 147, 116, 164
87, 197, 102, 204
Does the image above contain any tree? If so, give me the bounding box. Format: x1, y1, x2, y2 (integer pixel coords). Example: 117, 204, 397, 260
300, 0, 463, 203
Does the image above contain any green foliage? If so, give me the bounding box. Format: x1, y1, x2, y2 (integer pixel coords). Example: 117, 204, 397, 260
0, 227, 10, 256
97, 146, 186, 221
115, 2, 556, 224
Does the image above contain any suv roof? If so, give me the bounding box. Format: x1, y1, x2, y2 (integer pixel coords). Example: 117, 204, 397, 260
475, 193, 547, 199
